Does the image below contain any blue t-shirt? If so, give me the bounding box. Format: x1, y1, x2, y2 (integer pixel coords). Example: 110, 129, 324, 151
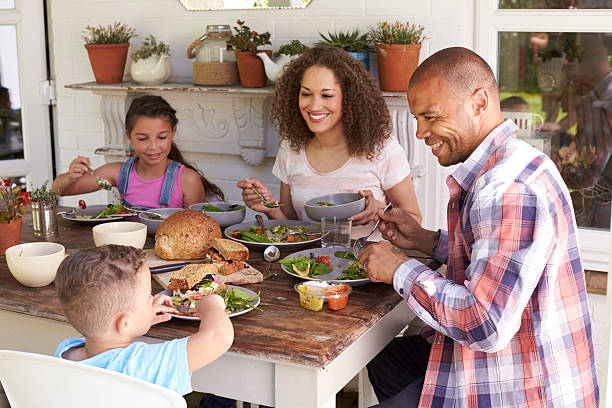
55, 337, 192, 396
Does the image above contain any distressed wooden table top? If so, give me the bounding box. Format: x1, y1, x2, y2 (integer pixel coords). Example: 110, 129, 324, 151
2, 210, 438, 368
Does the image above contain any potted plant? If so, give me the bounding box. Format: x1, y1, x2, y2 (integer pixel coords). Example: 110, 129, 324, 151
0, 178, 29, 254
259, 40, 307, 82
368, 21, 426, 92
226, 19, 272, 88
29, 181, 60, 239
316, 29, 372, 69
129, 35, 171, 85
82, 22, 137, 84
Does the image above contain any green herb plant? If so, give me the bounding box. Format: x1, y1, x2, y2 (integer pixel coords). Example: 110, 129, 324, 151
275, 40, 307, 57
316, 29, 372, 52
368, 21, 426, 45
82, 22, 137, 45
226, 19, 271, 55
131, 35, 170, 62
30, 181, 60, 206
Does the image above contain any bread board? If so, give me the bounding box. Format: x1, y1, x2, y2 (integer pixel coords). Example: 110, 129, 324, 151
145, 249, 262, 289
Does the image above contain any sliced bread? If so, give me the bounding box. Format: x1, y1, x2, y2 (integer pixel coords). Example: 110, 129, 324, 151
168, 263, 219, 290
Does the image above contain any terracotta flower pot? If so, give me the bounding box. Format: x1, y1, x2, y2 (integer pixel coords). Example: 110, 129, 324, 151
0, 217, 22, 255
234, 50, 272, 88
85, 43, 130, 84
375, 43, 421, 92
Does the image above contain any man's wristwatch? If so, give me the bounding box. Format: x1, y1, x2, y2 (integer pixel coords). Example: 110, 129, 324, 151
431, 229, 441, 253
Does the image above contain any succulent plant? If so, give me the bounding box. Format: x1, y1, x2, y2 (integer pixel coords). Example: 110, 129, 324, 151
316, 29, 372, 53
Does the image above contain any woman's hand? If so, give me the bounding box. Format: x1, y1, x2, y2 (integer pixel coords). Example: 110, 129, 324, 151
67, 156, 94, 184
150, 292, 176, 325
237, 178, 279, 215
350, 190, 386, 225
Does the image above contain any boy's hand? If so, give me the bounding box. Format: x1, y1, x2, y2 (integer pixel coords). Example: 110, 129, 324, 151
195, 294, 227, 317
151, 293, 176, 325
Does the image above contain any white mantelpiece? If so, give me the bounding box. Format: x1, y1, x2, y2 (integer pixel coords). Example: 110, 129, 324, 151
65, 81, 444, 230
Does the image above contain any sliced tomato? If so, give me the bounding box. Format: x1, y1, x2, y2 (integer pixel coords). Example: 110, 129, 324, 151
254, 228, 263, 234
78, 199, 86, 209
117, 210, 129, 214
316, 255, 332, 268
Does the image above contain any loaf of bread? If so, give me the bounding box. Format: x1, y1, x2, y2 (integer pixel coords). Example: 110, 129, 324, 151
155, 210, 222, 260
168, 263, 219, 290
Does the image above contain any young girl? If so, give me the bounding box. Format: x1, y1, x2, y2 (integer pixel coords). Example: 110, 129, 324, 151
53, 95, 224, 209
238, 46, 422, 227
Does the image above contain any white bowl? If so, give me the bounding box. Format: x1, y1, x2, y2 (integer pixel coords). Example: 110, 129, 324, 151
188, 201, 246, 228
92, 222, 147, 249
6, 242, 66, 287
137, 208, 183, 235
303, 193, 366, 222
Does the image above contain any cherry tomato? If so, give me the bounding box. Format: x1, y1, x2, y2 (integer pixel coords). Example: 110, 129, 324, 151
117, 210, 129, 214
78, 199, 86, 209
254, 228, 263, 234
316, 255, 332, 268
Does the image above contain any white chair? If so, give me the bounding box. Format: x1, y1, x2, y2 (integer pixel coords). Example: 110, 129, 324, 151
0, 350, 186, 408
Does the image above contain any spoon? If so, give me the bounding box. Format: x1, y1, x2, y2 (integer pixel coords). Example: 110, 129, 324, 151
95, 176, 113, 191
263, 245, 280, 279
251, 187, 282, 208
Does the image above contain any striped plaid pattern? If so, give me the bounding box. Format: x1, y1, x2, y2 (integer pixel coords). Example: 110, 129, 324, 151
393, 120, 599, 407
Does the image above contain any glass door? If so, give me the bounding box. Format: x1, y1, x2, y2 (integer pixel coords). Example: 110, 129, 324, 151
0, 0, 52, 188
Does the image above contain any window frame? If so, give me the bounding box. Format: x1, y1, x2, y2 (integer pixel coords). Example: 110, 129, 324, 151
476, 0, 612, 272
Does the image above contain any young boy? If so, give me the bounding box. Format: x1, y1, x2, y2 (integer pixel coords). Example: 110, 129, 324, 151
54, 244, 234, 396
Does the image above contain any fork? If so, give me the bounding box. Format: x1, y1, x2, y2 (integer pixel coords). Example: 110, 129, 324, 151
251, 187, 281, 208
352, 203, 393, 255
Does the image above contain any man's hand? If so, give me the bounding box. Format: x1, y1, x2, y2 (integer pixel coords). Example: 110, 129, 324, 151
151, 293, 176, 325
358, 241, 408, 284
378, 208, 433, 254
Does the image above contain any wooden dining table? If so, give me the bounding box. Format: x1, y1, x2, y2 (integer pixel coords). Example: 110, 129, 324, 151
0, 211, 439, 408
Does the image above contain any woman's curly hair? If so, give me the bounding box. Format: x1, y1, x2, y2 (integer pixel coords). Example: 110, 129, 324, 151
270, 45, 393, 160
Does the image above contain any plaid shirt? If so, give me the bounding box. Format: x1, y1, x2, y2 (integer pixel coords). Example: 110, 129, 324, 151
394, 120, 599, 407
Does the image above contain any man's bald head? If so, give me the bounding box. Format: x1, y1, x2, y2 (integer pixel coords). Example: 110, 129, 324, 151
409, 47, 499, 104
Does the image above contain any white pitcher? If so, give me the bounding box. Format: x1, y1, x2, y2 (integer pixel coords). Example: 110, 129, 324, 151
257, 52, 299, 82
130, 54, 171, 85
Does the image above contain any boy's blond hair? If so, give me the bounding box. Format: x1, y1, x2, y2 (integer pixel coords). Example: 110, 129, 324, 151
55, 245, 146, 337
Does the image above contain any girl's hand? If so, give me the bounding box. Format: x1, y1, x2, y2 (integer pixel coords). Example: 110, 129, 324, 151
237, 178, 278, 214
67, 156, 93, 184
350, 190, 386, 225
151, 292, 176, 325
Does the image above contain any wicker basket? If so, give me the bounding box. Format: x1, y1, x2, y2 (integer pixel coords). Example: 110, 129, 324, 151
193, 61, 239, 86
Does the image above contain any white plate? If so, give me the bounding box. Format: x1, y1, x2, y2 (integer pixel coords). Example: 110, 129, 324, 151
60, 205, 132, 223
280, 247, 370, 285
160, 285, 261, 320
224, 219, 321, 249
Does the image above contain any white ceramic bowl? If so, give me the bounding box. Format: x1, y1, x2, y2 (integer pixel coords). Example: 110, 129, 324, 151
5, 242, 66, 287
303, 193, 366, 222
137, 208, 183, 235
92, 221, 147, 248
188, 201, 246, 228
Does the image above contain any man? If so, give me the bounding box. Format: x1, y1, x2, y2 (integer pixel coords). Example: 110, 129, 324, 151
359, 47, 598, 407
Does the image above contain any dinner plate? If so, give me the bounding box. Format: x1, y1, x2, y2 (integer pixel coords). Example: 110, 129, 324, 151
160, 285, 261, 321
60, 205, 132, 223
280, 246, 370, 286
224, 219, 321, 250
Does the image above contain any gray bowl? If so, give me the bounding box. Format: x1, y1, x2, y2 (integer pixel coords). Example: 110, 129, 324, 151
304, 193, 366, 221
137, 208, 183, 235
189, 201, 246, 228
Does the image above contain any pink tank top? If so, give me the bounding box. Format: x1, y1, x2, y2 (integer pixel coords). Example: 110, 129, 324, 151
122, 164, 185, 208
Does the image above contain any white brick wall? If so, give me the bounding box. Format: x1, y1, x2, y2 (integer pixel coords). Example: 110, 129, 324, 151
49, 0, 471, 209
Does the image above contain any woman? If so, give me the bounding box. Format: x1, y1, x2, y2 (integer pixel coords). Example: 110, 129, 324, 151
238, 45, 421, 226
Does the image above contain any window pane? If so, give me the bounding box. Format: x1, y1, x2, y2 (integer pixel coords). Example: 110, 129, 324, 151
0, 0, 15, 9
500, 0, 612, 9
498, 31, 612, 231
0, 25, 23, 161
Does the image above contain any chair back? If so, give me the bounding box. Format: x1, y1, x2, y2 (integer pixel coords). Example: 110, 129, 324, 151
0, 350, 186, 408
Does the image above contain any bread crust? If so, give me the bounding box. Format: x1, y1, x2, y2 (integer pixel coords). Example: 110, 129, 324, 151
213, 238, 249, 261
155, 210, 221, 260
168, 263, 218, 290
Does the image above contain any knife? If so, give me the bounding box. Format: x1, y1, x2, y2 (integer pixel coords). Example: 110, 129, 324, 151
149, 262, 193, 274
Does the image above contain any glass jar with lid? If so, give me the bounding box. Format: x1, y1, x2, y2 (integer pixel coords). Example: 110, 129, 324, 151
188, 25, 235, 63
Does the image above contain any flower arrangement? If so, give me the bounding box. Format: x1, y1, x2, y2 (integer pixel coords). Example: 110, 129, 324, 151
368, 21, 426, 45
131, 35, 170, 62
0, 178, 30, 222
275, 40, 307, 57
30, 181, 60, 206
82, 22, 137, 45
553, 142, 598, 189
316, 29, 372, 52
226, 19, 271, 55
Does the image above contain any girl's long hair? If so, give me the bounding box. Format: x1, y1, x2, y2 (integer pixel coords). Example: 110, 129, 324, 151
125, 95, 224, 200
